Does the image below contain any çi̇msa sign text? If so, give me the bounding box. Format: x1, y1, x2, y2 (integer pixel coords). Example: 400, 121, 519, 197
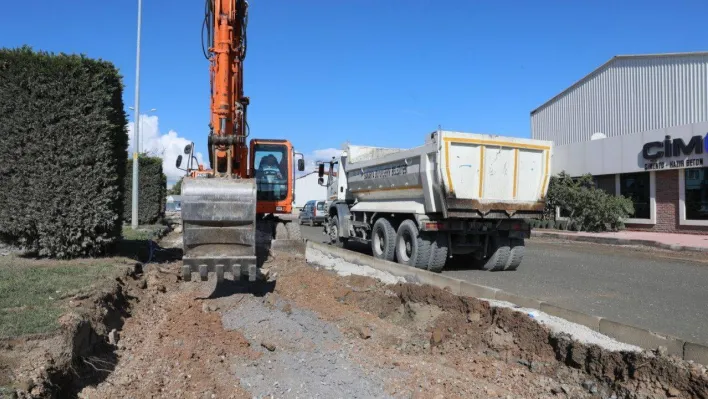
642, 134, 708, 170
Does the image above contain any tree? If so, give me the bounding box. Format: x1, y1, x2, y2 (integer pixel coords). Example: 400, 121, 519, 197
546, 171, 635, 232
168, 177, 183, 195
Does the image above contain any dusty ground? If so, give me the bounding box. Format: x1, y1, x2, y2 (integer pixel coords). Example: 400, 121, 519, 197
3, 224, 707, 398
72, 228, 707, 399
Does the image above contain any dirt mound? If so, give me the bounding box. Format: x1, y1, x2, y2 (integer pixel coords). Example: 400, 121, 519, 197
78, 264, 257, 399
294, 253, 708, 398
1, 264, 139, 398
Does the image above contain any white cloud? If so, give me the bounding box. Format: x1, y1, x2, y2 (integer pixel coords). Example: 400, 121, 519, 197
296, 147, 343, 178
127, 115, 205, 187
127, 116, 347, 186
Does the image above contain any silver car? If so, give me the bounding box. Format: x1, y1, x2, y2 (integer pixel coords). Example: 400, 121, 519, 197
298, 200, 326, 226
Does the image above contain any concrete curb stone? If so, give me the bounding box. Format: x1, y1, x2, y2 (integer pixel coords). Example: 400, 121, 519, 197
495, 291, 543, 310
531, 230, 708, 253
459, 281, 499, 300
684, 342, 708, 365
599, 319, 685, 357
540, 303, 601, 332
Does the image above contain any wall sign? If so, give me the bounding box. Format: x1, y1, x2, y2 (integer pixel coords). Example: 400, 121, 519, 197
642, 134, 708, 170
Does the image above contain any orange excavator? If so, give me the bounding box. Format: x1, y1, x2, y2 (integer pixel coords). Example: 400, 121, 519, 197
176, 0, 305, 282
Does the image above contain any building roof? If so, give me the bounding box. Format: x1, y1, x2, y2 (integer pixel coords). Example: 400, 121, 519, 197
530, 51, 708, 116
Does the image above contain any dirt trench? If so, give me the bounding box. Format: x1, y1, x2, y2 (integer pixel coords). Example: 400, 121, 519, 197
1, 264, 140, 398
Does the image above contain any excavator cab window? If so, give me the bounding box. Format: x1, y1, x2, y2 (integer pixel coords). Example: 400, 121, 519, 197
253, 143, 289, 201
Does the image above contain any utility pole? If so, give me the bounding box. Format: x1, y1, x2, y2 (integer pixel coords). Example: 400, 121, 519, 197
131, 0, 143, 230
129, 107, 156, 154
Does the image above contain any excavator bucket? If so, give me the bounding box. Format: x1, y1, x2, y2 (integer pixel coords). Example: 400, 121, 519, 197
180, 177, 259, 282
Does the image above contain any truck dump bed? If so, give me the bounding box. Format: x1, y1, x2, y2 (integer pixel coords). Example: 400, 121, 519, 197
344, 130, 553, 219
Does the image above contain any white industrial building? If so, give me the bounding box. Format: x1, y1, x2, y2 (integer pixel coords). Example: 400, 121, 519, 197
294, 171, 328, 208
532, 52, 708, 234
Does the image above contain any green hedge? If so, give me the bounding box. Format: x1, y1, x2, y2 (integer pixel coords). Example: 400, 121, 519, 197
123, 156, 167, 225
0, 46, 128, 258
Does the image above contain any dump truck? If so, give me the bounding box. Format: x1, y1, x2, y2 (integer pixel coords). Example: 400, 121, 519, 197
317, 130, 553, 272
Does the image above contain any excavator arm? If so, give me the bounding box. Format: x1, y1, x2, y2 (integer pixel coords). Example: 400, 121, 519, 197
205, 0, 249, 176
177, 0, 305, 283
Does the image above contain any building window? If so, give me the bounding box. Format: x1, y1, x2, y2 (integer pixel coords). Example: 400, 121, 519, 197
684, 167, 708, 221
619, 172, 651, 219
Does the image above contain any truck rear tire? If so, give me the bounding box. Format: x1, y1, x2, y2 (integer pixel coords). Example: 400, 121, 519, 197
394, 220, 431, 269
371, 217, 396, 262
503, 238, 524, 271
481, 236, 511, 271
425, 232, 449, 273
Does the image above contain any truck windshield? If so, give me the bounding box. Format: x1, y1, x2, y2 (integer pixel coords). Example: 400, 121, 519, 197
254, 143, 288, 201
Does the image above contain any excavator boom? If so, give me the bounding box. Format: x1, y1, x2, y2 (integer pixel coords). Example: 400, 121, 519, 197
178, 0, 304, 283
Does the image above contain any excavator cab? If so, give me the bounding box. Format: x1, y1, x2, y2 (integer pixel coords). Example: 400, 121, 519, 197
249, 139, 305, 215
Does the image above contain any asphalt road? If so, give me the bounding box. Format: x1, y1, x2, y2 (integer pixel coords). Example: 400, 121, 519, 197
299, 225, 708, 345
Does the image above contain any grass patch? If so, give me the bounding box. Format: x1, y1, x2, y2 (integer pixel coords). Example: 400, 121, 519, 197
117, 224, 172, 262
0, 256, 124, 338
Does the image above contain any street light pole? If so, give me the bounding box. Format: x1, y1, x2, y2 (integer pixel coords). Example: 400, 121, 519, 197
129, 107, 156, 154
131, 0, 143, 230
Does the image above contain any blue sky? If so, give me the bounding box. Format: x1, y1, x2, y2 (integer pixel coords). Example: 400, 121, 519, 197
2, 0, 707, 182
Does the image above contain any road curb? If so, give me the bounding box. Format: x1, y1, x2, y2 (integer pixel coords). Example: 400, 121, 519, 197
684, 342, 708, 365
305, 240, 708, 366
599, 319, 685, 357
540, 303, 601, 332
531, 230, 708, 253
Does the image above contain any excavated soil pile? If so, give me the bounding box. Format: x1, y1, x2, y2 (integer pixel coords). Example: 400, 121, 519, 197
278, 253, 708, 399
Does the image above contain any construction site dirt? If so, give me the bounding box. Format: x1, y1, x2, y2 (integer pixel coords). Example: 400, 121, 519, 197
5, 228, 708, 399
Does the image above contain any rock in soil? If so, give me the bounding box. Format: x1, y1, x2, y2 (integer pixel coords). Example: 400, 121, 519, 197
108, 329, 119, 345
356, 325, 372, 339
260, 341, 276, 352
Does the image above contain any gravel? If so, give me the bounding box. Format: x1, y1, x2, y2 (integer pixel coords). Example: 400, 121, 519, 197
306, 248, 405, 285
486, 299, 642, 352
222, 295, 397, 398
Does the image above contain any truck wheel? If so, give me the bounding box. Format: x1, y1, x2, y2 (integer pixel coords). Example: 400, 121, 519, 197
371, 218, 396, 262
394, 220, 430, 269
503, 238, 524, 271
329, 215, 348, 248
426, 233, 449, 273
481, 236, 510, 271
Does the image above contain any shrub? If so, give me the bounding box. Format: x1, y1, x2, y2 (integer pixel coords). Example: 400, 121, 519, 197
546, 172, 634, 232
168, 177, 183, 195
123, 156, 167, 225
0, 47, 128, 258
